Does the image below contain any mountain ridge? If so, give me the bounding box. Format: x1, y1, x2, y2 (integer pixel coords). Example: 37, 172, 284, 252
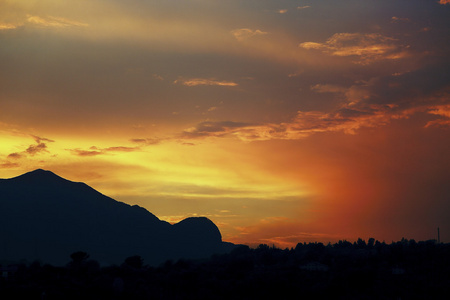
0, 169, 235, 266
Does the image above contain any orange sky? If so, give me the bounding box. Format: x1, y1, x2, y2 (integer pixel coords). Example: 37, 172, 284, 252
1, 0, 449, 248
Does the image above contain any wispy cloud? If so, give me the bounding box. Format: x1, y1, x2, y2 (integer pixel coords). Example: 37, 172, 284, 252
2, 135, 54, 166
425, 104, 450, 128
299, 33, 408, 64
231, 28, 268, 41
181, 121, 253, 139
391, 16, 410, 23
0, 23, 18, 30
180, 98, 450, 142
7, 152, 23, 159
297, 6, 311, 10
70, 149, 103, 157
439, 0, 450, 5
130, 138, 163, 145
0, 15, 88, 31
69, 145, 140, 157
174, 78, 238, 87
311, 84, 347, 94
25, 143, 49, 156
23, 135, 55, 156
26, 15, 88, 28
0, 162, 19, 169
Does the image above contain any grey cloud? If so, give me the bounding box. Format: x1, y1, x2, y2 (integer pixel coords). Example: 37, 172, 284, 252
0, 162, 19, 168
70, 149, 103, 157
181, 121, 254, 139
103, 146, 138, 152
130, 138, 164, 145
0, 135, 54, 161
25, 143, 48, 155
7, 152, 23, 159
19, 135, 54, 158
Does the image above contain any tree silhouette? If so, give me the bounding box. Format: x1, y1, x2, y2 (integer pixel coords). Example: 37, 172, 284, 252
124, 255, 144, 269
69, 251, 89, 267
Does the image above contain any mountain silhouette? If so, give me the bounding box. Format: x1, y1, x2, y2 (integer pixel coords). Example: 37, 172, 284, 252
0, 169, 235, 266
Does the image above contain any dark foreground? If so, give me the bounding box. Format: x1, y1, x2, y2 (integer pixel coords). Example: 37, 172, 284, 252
1, 239, 449, 299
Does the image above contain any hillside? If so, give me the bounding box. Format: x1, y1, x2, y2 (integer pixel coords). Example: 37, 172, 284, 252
0, 169, 234, 266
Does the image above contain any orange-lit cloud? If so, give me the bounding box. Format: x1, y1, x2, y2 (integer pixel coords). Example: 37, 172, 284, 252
174, 78, 238, 87
300, 33, 408, 64
439, 0, 450, 4
179, 96, 450, 142
425, 104, 450, 128
180, 104, 411, 142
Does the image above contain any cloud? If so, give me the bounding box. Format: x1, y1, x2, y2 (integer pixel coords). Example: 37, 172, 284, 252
26, 15, 88, 28
278, 9, 288, 14
235, 106, 404, 141
439, 0, 450, 4
103, 146, 138, 152
0, 135, 54, 166
20, 135, 55, 156
70, 149, 103, 157
69, 145, 140, 157
25, 143, 48, 155
130, 138, 163, 145
297, 6, 311, 10
0, 14, 88, 31
299, 33, 408, 64
425, 104, 450, 128
180, 111, 373, 141
231, 28, 268, 41
32, 135, 55, 144
391, 16, 410, 23
427, 104, 450, 118
311, 84, 347, 94
174, 78, 238, 87
180, 98, 450, 143
7, 152, 23, 159
0, 23, 18, 30
0, 162, 19, 169
181, 121, 254, 139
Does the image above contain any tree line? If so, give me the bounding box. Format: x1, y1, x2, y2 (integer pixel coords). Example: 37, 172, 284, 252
1, 238, 449, 299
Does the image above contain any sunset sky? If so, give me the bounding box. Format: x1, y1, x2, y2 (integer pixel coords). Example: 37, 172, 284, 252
1, 0, 449, 248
